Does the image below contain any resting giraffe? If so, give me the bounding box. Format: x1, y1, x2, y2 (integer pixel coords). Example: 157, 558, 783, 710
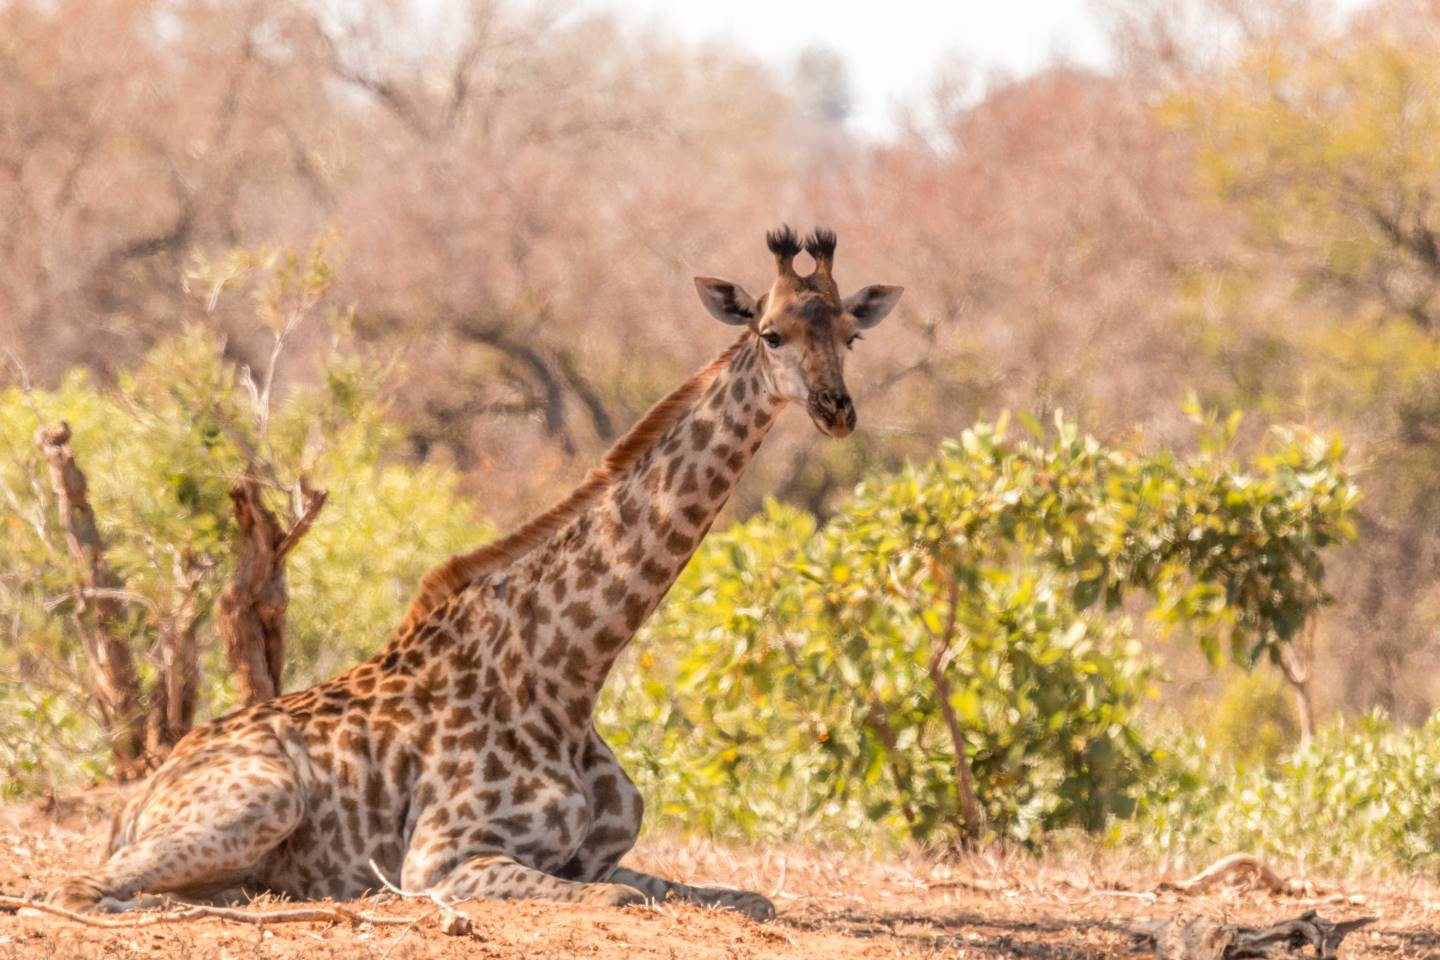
51, 226, 903, 920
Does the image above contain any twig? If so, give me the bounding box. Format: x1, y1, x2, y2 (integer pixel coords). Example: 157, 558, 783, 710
1, 348, 44, 423
207, 402, 286, 493
44, 588, 159, 615
768, 855, 789, 900
378, 901, 461, 959
273, 483, 328, 563
899, 572, 984, 842
0, 895, 411, 927
927, 876, 1013, 894
1085, 889, 1158, 904
362, 863, 452, 909
366, 860, 473, 954
368, 860, 423, 899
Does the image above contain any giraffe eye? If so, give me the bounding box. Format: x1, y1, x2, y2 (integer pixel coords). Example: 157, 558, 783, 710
846, 333, 863, 350
761, 330, 782, 349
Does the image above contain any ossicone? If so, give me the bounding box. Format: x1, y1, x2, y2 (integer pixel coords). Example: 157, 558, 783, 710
804, 228, 837, 276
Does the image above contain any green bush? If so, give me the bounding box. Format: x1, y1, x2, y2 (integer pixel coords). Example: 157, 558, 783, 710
602, 499, 1158, 847
0, 323, 489, 790
1130, 712, 1440, 872
1203, 670, 1301, 768
601, 412, 1357, 848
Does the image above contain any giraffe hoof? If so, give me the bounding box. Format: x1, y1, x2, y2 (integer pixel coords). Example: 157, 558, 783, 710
47, 879, 106, 913
719, 891, 776, 922
581, 883, 649, 909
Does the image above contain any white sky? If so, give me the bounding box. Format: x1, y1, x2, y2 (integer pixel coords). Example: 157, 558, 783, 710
571, 0, 1375, 138
573, 1, 1111, 137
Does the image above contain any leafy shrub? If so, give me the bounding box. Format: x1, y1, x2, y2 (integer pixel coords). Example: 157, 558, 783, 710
1203, 670, 1301, 768
0, 688, 107, 801
0, 326, 489, 789
1130, 712, 1440, 872
601, 412, 1357, 848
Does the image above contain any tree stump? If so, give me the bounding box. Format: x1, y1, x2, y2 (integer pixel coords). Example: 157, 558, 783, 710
213, 476, 326, 707
1136, 910, 1375, 959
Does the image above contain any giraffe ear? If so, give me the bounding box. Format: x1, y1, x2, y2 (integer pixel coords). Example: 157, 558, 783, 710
844, 285, 904, 329
694, 277, 759, 326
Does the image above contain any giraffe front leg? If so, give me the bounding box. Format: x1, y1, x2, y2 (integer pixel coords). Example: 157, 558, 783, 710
426, 852, 646, 908
557, 731, 774, 922
608, 867, 776, 921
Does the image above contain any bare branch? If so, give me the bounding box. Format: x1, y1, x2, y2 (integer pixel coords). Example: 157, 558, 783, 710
147, 549, 215, 754
453, 314, 577, 456
208, 402, 286, 493
43, 587, 158, 615
309, 18, 434, 141
273, 481, 329, 564
215, 474, 325, 708
555, 349, 616, 441
34, 421, 146, 776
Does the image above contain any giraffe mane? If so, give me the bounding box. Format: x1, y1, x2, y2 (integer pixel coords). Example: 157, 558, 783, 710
397, 332, 753, 634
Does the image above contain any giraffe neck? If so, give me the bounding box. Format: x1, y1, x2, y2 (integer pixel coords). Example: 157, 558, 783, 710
513, 333, 783, 725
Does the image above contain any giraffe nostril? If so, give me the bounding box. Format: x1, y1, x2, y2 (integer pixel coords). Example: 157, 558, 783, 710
816, 390, 849, 414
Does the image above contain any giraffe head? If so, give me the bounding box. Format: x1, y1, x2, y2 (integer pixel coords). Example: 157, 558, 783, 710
694, 226, 903, 438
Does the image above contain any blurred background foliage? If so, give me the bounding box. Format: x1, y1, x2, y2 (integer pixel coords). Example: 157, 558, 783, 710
3, 0, 1440, 873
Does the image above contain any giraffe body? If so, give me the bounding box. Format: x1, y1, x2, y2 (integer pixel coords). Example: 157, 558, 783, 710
53, 228, 901, 921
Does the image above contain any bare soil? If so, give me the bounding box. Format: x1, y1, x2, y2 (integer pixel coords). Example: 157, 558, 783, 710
0, 790, 1434, 959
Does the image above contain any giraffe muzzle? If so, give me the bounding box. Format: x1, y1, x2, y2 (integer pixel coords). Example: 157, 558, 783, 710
809, 390, 856, 438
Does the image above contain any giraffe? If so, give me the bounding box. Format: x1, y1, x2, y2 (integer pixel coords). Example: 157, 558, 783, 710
50, 226, 903, 921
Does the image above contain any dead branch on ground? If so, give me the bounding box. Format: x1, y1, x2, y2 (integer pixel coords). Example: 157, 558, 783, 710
1165, 854, 1315, 898
1135, 909, 1375, 960
0, 895, 413, 928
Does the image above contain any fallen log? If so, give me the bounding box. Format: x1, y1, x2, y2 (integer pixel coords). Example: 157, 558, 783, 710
1134, 910, 1375, 960
1164, 853, 1310, 897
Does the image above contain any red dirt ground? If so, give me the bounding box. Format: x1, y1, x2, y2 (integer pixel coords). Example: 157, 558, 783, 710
0, 790, 1434, 959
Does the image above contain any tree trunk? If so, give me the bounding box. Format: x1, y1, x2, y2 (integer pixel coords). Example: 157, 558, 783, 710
1289, 676, 1316, 749
34, 422, 146, 778
929, 577, 985, 844
1278, 618, 1319, 749
929, 652, 986, 844
213, 476, 326, 707
145, 552, 206, 755
864, 696, 918, 828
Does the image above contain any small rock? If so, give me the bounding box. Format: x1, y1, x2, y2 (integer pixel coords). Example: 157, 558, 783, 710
440, 907, 473, 937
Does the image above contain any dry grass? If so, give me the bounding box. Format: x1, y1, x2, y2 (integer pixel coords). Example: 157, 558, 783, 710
0, 790, 1435, 959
